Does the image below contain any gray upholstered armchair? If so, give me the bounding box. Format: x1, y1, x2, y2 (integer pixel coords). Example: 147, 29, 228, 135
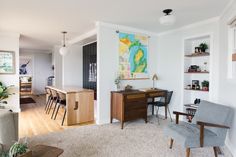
164, 101, 234, 157
0, 109, 18, 151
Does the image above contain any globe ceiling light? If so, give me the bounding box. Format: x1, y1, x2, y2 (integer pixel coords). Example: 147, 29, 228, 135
159, 9, 176, 26
59, 31, 68, 56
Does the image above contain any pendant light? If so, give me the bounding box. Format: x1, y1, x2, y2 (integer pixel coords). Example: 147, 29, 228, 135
59, 31, 68, 56
159, 9, 176, 26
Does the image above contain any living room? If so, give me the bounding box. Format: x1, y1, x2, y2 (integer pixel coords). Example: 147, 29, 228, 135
0, 0, 236, 157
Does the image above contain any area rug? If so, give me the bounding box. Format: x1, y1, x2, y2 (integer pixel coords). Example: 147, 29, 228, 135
27, 117, 230, 157
20, 97, 36, 104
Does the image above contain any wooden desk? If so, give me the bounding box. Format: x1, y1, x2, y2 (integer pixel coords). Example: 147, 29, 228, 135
46, 86, 94, 126
110, 89, 167, 129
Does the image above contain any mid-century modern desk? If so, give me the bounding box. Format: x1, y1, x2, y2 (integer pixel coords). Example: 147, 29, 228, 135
110, 88, 167, 129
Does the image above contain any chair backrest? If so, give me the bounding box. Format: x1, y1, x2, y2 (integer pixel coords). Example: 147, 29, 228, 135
192, 100, 234, 138
50, 89, 57, 97
159, 91, 173, 104
45, 87, 51, 95
57, 92, 66, 101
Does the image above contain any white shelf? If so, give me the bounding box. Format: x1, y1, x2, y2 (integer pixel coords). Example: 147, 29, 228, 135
183, 35, 211, 109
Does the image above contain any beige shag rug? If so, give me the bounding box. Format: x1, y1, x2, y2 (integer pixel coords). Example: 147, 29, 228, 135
28, 117, 230, 157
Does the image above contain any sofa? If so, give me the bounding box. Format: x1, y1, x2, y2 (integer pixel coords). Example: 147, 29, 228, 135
0, 109, 18, 151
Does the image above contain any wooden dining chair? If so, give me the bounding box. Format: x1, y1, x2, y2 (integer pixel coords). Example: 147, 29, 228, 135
53, 92, 67, 126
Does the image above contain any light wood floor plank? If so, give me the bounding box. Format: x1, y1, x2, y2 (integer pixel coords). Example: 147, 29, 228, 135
19, 95, 94, 138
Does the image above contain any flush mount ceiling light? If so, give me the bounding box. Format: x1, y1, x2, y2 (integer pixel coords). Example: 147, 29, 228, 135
159, 9, 176, 26
59, 31, 68, 56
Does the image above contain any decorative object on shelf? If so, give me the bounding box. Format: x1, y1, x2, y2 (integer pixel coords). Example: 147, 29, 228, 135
0, 81, 14, 107
199, 43, 209, 52
203, 62, 208, 72
152, 74, 158, 89
114, 76, 121, 90
59, 31, 68, 56
159, 9, 176, 25
194, 98, 201, 104
124, 85, 133, 91
194, 47, 201, 53
118, 31, 149, 80
0, 50, 15, 74
201, 80, 209, 91
192, 80, 199, 90
186, 85, 191, 89
188, 65, 201, 72
8, 141, 32, 157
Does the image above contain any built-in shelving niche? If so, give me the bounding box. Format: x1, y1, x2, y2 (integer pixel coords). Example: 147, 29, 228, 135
183, 35, 211, 112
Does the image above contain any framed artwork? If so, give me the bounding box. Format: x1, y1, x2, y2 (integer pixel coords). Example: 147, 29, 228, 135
0, 50, 15, 74
118, 32, 149, 80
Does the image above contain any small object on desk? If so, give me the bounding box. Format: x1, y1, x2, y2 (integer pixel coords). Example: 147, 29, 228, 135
124, 85, 133, 91
152, 74, 158, 89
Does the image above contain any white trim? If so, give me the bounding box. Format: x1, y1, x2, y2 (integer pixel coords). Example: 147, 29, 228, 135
220, 0, 236, 19
82, 40, 97, 47
96, 21, 158, 37
157, 17, 220, 36
68, 29, 97, 45
226, 137, 236, 157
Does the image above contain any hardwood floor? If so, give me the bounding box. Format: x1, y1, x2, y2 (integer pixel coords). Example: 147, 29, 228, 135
19, 95, 94, 138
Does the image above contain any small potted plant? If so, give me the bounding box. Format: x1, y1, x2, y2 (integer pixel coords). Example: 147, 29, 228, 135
199, 43, 208, 52
0, 82, 14, 109
114, 76, 121, 90
201, 80, 209, 91
9, 141, 32, 157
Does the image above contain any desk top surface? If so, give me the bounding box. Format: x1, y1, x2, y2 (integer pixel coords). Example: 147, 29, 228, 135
111, 88, 167, 94
46, 86, 94, 94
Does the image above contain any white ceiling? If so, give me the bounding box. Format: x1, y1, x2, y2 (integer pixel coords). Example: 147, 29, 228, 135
0, 0, 231, 50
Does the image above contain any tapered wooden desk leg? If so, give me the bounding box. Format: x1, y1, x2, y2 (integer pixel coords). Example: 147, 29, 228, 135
170, 138, 174, 149
186, 148, 190, 157
121, 121, 124, 129
110, 117, 113, 123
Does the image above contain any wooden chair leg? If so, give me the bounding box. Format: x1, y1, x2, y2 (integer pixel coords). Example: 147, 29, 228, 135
61, 109, 66, 126
51, 103, 58, 119
186, 148, 190, 157
169, 138, 174, 149
213, 147, 218, 157
54, 104, 61, 120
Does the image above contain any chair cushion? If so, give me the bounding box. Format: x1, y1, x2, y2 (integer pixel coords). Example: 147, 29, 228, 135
164, 122, 225, 148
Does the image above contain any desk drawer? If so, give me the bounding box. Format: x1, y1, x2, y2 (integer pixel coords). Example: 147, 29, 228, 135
147, 92, 166, 98
125, 101, 146, 111
124, 108, 147, 121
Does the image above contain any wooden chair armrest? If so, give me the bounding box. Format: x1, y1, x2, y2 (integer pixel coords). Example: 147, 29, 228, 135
197, 121, 230, 129
173, 111, 194, 124
197, 121, 230, 147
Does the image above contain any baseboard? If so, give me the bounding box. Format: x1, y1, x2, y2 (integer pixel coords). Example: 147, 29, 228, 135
225, 139, 236, 157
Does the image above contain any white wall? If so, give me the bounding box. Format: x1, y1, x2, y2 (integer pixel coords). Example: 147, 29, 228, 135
0, 32, 20, 112
20, 49, 53, 95
97, 22, 159, 124
218, 1, 236, 156
53, 46, 63, 87
157, 19, 220, 117
63, 43, 83, 87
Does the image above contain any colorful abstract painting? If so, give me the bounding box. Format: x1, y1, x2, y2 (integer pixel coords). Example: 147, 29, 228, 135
119, 32, 148, 79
